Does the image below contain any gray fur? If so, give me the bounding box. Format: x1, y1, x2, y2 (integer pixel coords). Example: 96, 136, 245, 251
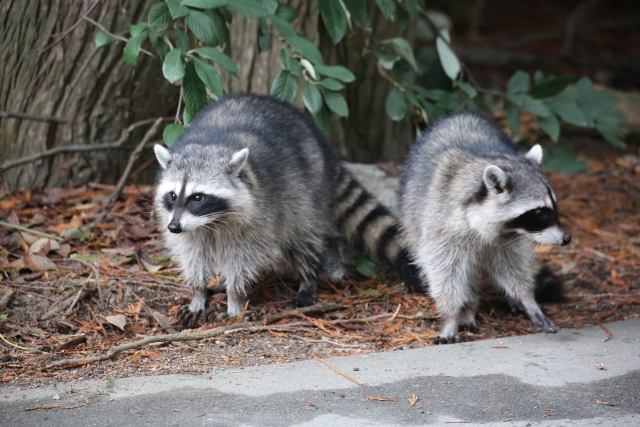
399, 111, 571, 344
154, 94, 419, 328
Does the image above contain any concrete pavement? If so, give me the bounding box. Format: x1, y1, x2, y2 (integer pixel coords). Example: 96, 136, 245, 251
2, 319, 639, 426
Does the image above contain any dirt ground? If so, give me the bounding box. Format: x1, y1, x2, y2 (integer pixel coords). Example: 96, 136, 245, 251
1, 133, 639, 390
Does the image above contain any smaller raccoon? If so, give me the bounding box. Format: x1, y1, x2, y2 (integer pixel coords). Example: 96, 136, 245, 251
399, 112, 571, 344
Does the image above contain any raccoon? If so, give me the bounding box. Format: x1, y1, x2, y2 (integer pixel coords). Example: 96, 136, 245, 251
398, 111, 571, 344
154, 93, 420, 328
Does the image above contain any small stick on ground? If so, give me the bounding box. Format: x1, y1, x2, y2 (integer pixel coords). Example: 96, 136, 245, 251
264, 302, 346, 324
313, 354, 364, 386
595, 303, 619, 342
42, 287, 95, 321
64, 284, 87, 316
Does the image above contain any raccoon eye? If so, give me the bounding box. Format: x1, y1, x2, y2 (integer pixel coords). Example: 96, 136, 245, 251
170, 192, 177, 201
193, 194, 203, 202
535, 209, 542, 216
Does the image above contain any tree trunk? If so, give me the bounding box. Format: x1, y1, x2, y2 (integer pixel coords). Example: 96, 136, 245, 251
0, 0, 177, 191
319, 2, 415, 163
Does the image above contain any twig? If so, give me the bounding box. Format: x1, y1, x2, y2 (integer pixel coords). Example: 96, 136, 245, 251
0, 333, 38, 351
0, 111, 66, 124
595, 303, 618, 342
64, 284, 87, 316
313, 354, 363, 386
562, 0, 602, 55
2, 117, 172, 172
583, 247, 614, 262
291, 335, 363, 348
83, 17, 157, 59
41, 287, 96, 321
106, 118, 163, 208
264, 302, 346, 324
39, 0, 101, 55
44, 355, 112, 369
76, 261, 104, 312
0, 221, 64, 241
386, 303, 401, 323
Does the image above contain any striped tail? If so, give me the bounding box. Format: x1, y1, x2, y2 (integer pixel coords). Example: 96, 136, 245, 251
332, 166, 423, 292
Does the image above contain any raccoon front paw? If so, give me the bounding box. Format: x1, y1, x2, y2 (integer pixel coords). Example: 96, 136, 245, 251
294, 288, 318, 308
433, 335, 459, 345
458, 322, 479, 333
534, 312, 558, 334
178, 305, 204, 329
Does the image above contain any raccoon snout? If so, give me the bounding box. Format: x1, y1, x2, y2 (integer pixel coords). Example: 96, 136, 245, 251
168, 221, 182, 233
561, 234, 571, 246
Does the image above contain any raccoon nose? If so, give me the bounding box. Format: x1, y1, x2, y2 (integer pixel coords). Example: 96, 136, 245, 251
561, 234, 571, 246
168, 222, 182, 233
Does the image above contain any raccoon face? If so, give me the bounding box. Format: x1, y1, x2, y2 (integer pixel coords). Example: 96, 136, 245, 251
154, 144, 250, 233
479, 145, 570, 246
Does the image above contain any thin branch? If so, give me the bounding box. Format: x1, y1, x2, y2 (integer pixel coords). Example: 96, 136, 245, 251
562, 0, 603, 56
106, 118, 163, 207
0, 111, 66, 124
39, 0, 101, 55
0, 221, 64, 241
83, 17, 157, 59
2, 117, 172, 172
313, 354, 364, 386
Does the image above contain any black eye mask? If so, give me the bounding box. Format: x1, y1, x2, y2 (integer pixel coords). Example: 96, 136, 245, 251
505, 207, 558, 233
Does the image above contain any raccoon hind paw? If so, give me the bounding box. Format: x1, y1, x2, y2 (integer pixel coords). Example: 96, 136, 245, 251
534, 312, 558, 334
458, 322, 479, 333
294, 288, 318, 308
178, 304, 204, 329
433, 335, 459, 345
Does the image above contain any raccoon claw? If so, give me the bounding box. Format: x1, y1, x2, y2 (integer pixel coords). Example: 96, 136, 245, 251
178, 305, 204, 329
534, 312, 558, 334
458, 322, 479, 333
433, 335, 459, 345
294, 289, 318, 308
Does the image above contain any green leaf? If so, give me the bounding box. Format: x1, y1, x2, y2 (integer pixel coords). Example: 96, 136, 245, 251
315, 104, 331, 134
183, 103, 195, 124
405, 0, 418, 16
210, 10, 230, 51
549, 95, 588, 127
288, 36, 324, 65
375, 0, 396, 19
270, 71, 298, 103
130, 22, 148, 37
506, 103, 520, 136
534, 70, 544, 85
227, 0, 265, 18
302, 82, 323, 115
313, 64, 354, 82
95, 31, 116, 47
383, 37, 419, 72
154, 38, 170, 61
342, 0, 371, 29
186, 10, 217, 46
369, 49, 399, 70
162, 48, 185, 83
183, 61, 208, 112
539, 113, 560, 142
355, 256, 378, 278
385, 87, 407, 121
167, 0, 190, 19
575, 77, 594, 101
258, 0, 278, 14
319, 0, 348, 44
543, 147, 588, 175
123, 30, 148, 67
596, 122, 626, 148
321, 88, 349, 117
320, 78, 344, 90
529, 76, 574, 99
268, 14, 297, 39
427, 89, 463, 111
521, 96, 551, 118
148, 2, 172, 28
286, 55, 303, 76
175, 29, 191, 52
192, 56, 223, 97
435, 35, 459, 79
0, 313, 7, 325
458, 82, 477, 98
163, 124, 184, 147
195, 47, 239, 76
507, 70, 530, 94
259, 30, 272, 51
274, 3, 298, 21
181, 0, 226, 8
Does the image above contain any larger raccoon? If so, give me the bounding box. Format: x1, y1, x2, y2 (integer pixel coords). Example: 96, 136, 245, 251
399, 112, 571, 344
154, 93, 420, 328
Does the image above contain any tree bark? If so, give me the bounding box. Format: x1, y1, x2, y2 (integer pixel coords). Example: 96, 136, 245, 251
0, 0, 177, 191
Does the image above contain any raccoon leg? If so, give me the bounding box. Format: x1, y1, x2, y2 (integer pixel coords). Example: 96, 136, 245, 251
295, 280, 318, 307
178, 283, 208, 329
488, 252, 558, 334
284, 238, 323, 308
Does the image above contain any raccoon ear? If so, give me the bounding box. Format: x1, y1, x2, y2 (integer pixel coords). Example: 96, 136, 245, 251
526, 144, 543, 165
483, 165, 509, 193
154, 144, 172, 169
228, 148, 249, 176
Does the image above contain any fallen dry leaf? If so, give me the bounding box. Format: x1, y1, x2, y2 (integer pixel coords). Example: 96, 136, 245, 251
409, 394, 419, 406
137, 249, 164, 272
595, 363, 606, 370
54, 335, 87, 353
130, 350, 160, 359
29, 237, 59, 255
594, 398, 620, 406
14, 255, 58, 271
104, 314, 127, 331
365, 395, 397, 402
